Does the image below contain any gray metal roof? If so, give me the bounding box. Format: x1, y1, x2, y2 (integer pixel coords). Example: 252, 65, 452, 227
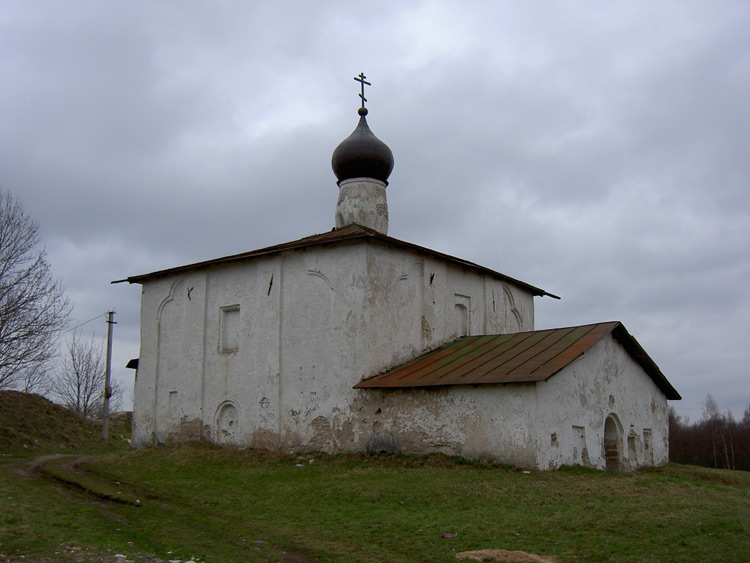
115, 224, 559, 299
354, 321, 681, 400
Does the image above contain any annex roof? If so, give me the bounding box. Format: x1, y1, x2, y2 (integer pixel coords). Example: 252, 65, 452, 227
115, 224, 559, 299
354, 321, 681, 400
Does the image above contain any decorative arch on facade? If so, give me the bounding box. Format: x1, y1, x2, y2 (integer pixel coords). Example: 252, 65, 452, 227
157, 277, 185, 321
307, 269, 334, 291
502, 285, 522, 332
154, 277, 186, 438
215, 400, 242, 446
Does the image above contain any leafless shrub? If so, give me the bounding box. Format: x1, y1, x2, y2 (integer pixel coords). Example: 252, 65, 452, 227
54, 331, 122, 419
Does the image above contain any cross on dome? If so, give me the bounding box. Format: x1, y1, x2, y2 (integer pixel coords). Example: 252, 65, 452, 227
354, 72, 371, 115
331, 73, 394, 186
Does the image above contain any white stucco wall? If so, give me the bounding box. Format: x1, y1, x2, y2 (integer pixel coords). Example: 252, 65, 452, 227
532, 335, 670, 470
319, 334, 670, 471
132, 240, 536, 451
340, 385, 541, 467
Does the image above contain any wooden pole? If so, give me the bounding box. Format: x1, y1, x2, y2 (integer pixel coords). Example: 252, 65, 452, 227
102, 310, 115, 440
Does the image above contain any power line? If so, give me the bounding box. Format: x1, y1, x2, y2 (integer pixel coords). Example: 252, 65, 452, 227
62, 312, 109, 335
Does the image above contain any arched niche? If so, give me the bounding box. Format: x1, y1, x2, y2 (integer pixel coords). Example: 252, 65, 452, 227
215, 401, 241, 446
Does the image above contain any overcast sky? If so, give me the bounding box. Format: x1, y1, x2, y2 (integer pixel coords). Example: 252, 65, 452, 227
2, 1, 748, 422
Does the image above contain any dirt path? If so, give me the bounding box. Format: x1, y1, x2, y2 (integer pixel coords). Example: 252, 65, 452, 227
9, 453, 73, 477
3, 454, 317, 563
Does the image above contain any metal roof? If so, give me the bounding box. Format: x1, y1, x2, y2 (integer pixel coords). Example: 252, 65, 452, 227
115, 224, 559, 299
354, 321, 681, 400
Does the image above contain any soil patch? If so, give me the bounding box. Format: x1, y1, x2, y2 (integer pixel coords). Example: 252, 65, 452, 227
457, 549, 557, 562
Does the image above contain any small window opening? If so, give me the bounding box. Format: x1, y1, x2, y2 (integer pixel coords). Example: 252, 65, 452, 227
169, 390, 178, 416
220, 305, 240, 353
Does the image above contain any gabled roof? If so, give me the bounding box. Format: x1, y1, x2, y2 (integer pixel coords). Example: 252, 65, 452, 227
115, 224, 559, 299
354, 321, 681, 400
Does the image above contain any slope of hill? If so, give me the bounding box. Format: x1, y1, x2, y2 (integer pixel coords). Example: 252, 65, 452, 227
0, 390, 129, 453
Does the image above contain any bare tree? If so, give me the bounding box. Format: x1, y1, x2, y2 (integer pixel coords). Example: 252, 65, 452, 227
16, 364, 54, 395
54, 331, 122, 419
702, 393, 723, 468
670, 398, 750, 470
723, 409, 736, 470
0, 188, 70, 391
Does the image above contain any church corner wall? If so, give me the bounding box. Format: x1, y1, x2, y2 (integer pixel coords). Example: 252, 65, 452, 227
131, 280, 160, 447
131, 275, 180, 447
133, 271, 211, 447
532, 335, 670, 471
133, 255, 285, 449
358, 244, 538, 381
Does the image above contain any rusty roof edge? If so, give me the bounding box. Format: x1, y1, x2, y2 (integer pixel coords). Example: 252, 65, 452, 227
526, 321, 681, 400
354, 321, 682, 398
387, 336, 480, 383
353, 335, 477, 388
114, 224, 559, 298
520, 326, 595, 381
465, 324, 605, 384
465, 330, 555, 383
611, 323, 682, 401
420, 334, 519, 385
354, 322, 614, 389
525, 323, 616, 381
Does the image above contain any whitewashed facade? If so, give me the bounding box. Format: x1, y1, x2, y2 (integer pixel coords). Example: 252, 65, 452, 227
124, 103, 679, 470
131, 232, 537, 447
128, 230, 675, 470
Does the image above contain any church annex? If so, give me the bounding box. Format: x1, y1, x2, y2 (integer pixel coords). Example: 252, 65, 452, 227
121, 78, 680, 471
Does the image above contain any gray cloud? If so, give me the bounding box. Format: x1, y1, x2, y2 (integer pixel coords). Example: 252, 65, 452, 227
1, 0, 748, 420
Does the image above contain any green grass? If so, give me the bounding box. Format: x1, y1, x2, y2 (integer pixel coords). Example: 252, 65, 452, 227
2, 392, 749, 561
3, 444, 749, 562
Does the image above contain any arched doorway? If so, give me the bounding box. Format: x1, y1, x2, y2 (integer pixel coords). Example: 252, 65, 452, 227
604, 415, 621, 471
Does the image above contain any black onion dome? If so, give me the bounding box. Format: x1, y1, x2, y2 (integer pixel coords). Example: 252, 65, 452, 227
332, 108, 394, 184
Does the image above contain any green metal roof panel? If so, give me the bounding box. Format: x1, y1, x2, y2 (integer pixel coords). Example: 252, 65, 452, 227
355, 321, 681, 400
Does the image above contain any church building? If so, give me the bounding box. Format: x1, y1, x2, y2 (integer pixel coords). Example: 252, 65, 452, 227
121, 78, 680, 471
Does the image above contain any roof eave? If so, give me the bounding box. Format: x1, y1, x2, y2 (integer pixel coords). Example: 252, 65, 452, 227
112, 224, 559, 299
610, 324, 682, 400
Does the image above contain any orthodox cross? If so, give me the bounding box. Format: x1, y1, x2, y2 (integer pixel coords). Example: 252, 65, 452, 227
354, 72, 371, 108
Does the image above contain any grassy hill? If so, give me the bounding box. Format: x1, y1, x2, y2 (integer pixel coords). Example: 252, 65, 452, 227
0, 390, 130, 453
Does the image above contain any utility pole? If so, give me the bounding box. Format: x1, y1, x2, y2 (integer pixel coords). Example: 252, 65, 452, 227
102, 310, 116, 440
